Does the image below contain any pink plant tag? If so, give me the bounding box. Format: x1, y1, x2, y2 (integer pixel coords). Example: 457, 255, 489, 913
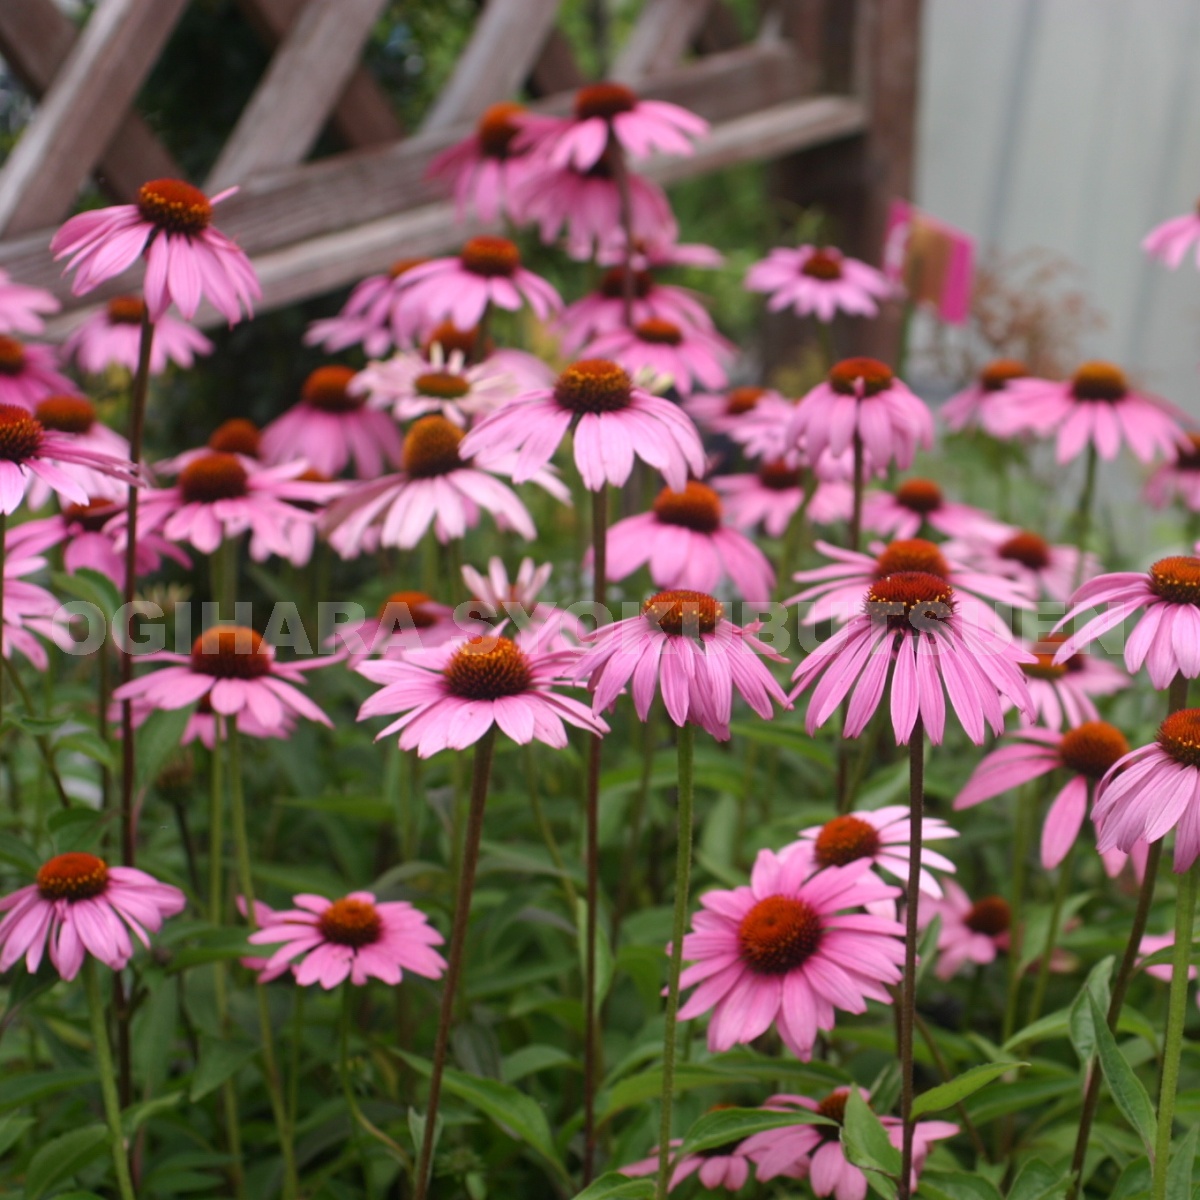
883, 199, 975, 324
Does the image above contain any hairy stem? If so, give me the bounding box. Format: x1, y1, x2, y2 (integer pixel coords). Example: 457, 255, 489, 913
898, 718, 924, 1200
84, 959, 136, 1200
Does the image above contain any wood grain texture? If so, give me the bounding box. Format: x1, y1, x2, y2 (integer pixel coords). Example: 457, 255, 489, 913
528, 27, 586, 96
611, 0, 712, 82
207, 0, 390, 192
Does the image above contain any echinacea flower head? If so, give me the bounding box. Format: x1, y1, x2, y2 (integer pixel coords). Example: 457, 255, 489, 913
918, 881, 1011, 979
1143, 204, 1200, 270
956, 721, 1131, 870
459, 358, 705, 492
50, 497, 189, 590
1016, 633, 1128, 729
0, 852, 184, 981
113, 625, 334, 730
304, 257, 434, 358
426, 101, 538, 223
675, 852, 903, 1058
938, 358, 1028, 433
1053, 556, 1200, 688
988, 362, 1189, 465
0, 403, 140, 514
331, 590, 467, 663
621, 1133, 752, 1191
260, 365, 403, 480
714, 461, 853, 538
787, 357, 933, 472
581, 318, 733, 397
462, 557, 552, 615
392, 236, 561, 330
790, 573, 1035, 745
1, 520, 76, 668
605, 481, 776, 601
64, 295, 212, 375
26, 394, 131, 508
946, 526, 1099, 603
356, 626, 607, 756
0, 337, 77, 411
1095, 708, 1200, 871
1145, 434, 1200, 511
686, 384, 785, 439
51, 178, 260, 323
862, 477, 1011, 542
745, 245, 892, 322
0, 270, 58, 336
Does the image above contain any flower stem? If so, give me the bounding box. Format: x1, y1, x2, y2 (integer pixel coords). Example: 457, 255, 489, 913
609, 147, 636, 328
1151, 861, 1199, 1200
527, 744, 577, 913
898, 717, 924, 1200
849, 430, 864, 554
227, 725, 298, 1199
83, 958, 136, 1200
413, 727, 496, 1200
1070, 443, 1098, 591
655, 723, 696, 1200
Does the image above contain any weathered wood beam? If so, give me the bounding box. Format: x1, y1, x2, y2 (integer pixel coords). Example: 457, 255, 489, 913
611, 0, 713, 82
420, 0, 563, 132
0, 0, 188, 236
234, 0, 402, 147
206, 0, 390, 192
528, 27, 586, 96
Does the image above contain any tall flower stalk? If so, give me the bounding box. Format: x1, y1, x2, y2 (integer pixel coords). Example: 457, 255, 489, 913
897, 717, 924, 1200
83, 958, 137, 1200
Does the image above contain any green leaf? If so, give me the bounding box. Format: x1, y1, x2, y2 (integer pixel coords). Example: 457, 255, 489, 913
1007, 1157, 1070, 1200
1110, 1155, 1151, 1200
569, 1174, 655, 1200
1166, 1124, 1198, 1200
677, 1105, 832, 1159
1088, 993, 1157, 1153
190, 1037, 257, 1101
1069, 956, 1114, 1063
964, 1075, 1077, 1125
912, 1061, 1027, 1118
842, 1088, 901, 1178
0, 1113, 34, 1158
53, 727, 116, 769
501, 1044, 576, 1085
163, 928, 260, 973
122, 1091, 183, 1134
1138, 942, 1200, 972
136, 708, 194, 792
921, 1171, 1004, 1200
0, 833, 42, 876
24, 1124, 109, 1200
0, 1066, 96, 1111
48, 806, 108, 853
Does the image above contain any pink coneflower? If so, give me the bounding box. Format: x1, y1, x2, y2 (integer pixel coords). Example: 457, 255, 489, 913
556, 266, 712, 357
304, 258, 433, 358
462, 556, 552, 615
685, 385, 785, 439
745, 245, 893, 322
938, 359, 1029, 434
51, 178, 259, 323
260, 365, 403, 480
1145, 434, 1200, 511
1143, 205, 1200, 269
113, 625, 334, 730
0, 403, 139, 514
581, 318, 733, 397
0, 270, 58, 336
605, 481, 776, 601
786, 358, 933, 471
945, 527, 1099, 603
621, 1134, 751, 1191
356, 626, 607, 756
714, 460, 853, 537
1094, 708, 1200, 871
322, 415, 562, 556
595, 231, 724, 272
517, 81, 707, 172
332, 590, 468, 663
26, 395, 131, 507
790, 573, 1035, 745
459, 359, 704, 492
1052, 556, 1200, 689
181, 696, 294, 750
427, 101, 538, 223
862, 477, 1010, 541
121, 452, 329, 559
742, 1089, 957, 1197
392, 237, 561, 330
955, 721, 1131, 870
573, 588, 790, 739
154, 416, 264, 476
3, 521, 72, 668
0, 337, 76, 411
0, 851, 184, 981
1016, 634, 1129, 730
1138, 932, 1199, 1004
988, 362, 1189, 465
917, 882, 1011, 979
64, 295, 212, 375
674, 853, 903, 1057
247, 890, 446, 988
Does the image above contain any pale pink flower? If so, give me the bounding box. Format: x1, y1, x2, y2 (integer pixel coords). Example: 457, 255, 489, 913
605, 481, 776, 601
331, 590, 470, 664
581, 318, 733, 397
714, 461, 852, 537
1138, 932, 1199, 1006
1015, 634, 1129, 730
938, 359, 1029, 433
595, 233, 723, 272
2, 520, 71, 668
51, 178, 259, 323
862, 477, 1010, 541
1052, 557, 1200, 689
944, 527, 1099, 603
462, 557, 552, 615
685, 385, 787, 440
45, 498, 190, 589
113, 625, 334, 730
356, 626, 607, 756
182, 697, 294, 750
786, 358, 933, 471
917, 882, 1011, 980
27, 394, 130, 507
675, 853, 902, 1058
304, 258, 434, 358
392, 237, 561, 330
0, 851, 184, 981
1094, 709, 1200, 872
152, 416, 264, 476
260, 365, 403, 480
956, 722, 1132, 871
459, 359, 704, 492
516, 82, 707, 172
745, 245, 892, 322
64, 295, 212, 374
790, 573, 1035, 745
322, 415, 565, 556
0, 271, 58, 336
571, 589, 790, 740
0, 337, 76, 411
1143, 207, 1200, 269
248, 891, 446, 989
988, 362, 1189, 465
621, 1136, 751, 1191
1145, 434, 1200, 511
427, 101, 539, 223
